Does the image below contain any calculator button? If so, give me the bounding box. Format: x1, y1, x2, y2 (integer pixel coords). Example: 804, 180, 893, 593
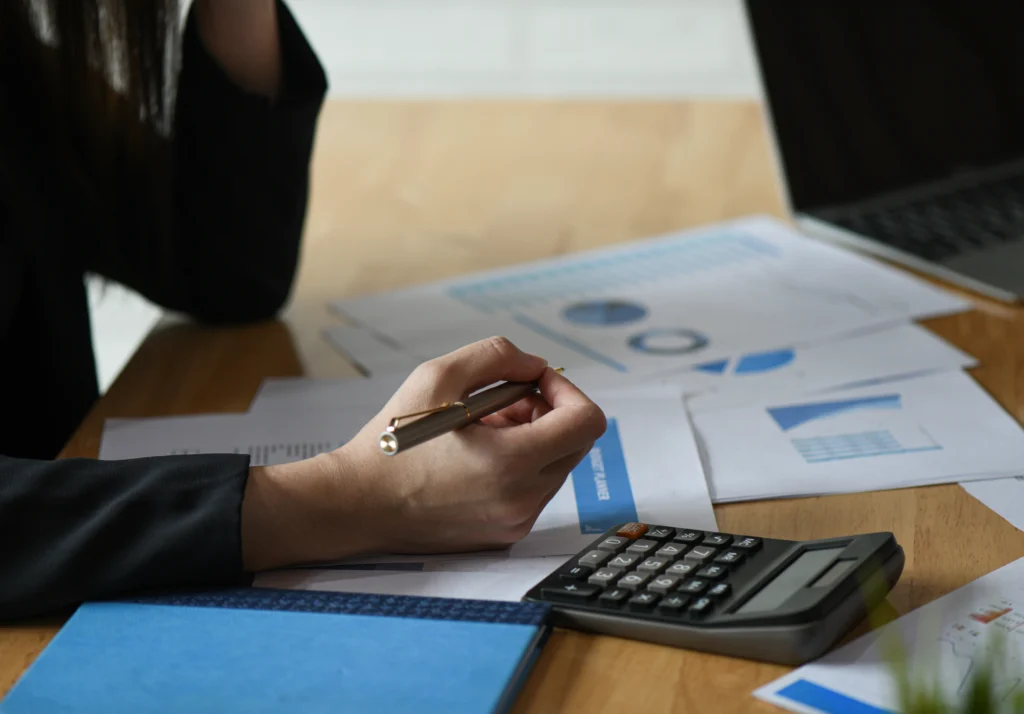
708, 583, 731, 600
702, 533, 732, 547
578, 550, 611, 568
679, 579, 709, 595
596, 536, 630, 553
732, 537, 762, 551
683, 546, 717, 563
587, 568, 620, 587
646, 526, 675, 542
688, 597, 714, 617
665, 561, 698, 577
647, 575, 681, 594
557, 564, 594, 581
655, 543, 687, 560
541, 583, 600, 601
673, 530, 703, 544
714, 550, 745, 566
616, 522, 649, 539
598, 588, 631, 607
628, 592, 660, 611
637, 557, 670, 574
616, 572, 652, 591
606, 553, 641, 572
626, 539, 658, 556
696, 565, 727, 580
656, 594, 690, 615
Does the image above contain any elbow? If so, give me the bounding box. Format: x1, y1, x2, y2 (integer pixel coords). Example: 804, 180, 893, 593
192, 274, 295, 326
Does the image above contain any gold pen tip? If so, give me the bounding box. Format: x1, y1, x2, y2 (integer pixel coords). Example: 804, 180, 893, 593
553, 367, 565, 374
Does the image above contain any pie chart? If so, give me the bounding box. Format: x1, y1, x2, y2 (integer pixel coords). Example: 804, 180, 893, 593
563, 300, 648, 326
628, 329, 709, 355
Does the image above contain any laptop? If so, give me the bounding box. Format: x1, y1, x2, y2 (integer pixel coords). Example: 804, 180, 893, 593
742, 0, 1024, 302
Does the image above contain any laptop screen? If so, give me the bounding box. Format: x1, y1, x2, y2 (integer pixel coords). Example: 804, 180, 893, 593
745, 0, 1024, 214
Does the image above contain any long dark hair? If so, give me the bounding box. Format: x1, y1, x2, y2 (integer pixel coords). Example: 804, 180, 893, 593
2, 0, 180, 172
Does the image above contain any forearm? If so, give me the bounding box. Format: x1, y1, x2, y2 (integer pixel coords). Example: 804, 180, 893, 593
194, 0, 283, 99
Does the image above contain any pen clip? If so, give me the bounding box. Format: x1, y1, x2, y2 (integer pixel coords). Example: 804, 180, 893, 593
386, 401, 472, 431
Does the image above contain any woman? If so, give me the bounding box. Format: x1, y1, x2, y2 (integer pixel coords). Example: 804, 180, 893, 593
0, 0, 606, 620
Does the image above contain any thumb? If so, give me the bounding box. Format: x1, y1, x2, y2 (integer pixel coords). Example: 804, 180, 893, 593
426, 336, 548, 397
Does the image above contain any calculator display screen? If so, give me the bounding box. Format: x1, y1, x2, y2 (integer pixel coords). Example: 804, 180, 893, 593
737, 548, 845, 614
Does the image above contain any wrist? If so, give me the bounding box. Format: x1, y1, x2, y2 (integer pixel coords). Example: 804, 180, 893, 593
241, 453, 376, 571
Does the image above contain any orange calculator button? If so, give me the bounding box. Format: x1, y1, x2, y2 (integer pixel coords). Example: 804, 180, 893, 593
616, 523, 649, 539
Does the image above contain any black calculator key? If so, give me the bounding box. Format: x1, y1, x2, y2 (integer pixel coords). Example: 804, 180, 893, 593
702, 533, 732, 547
696, 565, 727, 580
673, 530, 703, 544
708, 583, 731, 599
598, 587, 631, 607
655, 543, 687, 560
665, 561, 698, 578
714, 550, 745, 566
626, 539, 658, 556
558, 564, 593, 581
646, 526, 675, 542
596, 536, 630, 553
542, 582, 600, 601
587, 568, 620, 587
656, 594, 690, 615
647, 574, 681, 594
628, 592, 660, 611
606, 553, 641, 572
617, 572, 652, 591
679, 579, 708, 595
732, 537, 762, 551
637, 557, 670, 574
684, 546, 717, 563
578, 550, 611, 568
688, 597, 714, 617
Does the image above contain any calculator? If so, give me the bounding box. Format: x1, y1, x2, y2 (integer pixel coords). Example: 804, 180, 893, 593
522, 522, 904, 665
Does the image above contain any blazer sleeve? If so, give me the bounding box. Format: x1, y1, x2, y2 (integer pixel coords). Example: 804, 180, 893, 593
0, 454, 253, 621
85, 0, 328, 323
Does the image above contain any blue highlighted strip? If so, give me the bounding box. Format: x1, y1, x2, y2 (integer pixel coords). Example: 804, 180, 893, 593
571, 419, 639, 534
775, 680, 894, 714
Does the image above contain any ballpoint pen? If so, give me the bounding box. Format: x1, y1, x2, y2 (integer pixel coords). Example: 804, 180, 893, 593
378, 369, 563, 456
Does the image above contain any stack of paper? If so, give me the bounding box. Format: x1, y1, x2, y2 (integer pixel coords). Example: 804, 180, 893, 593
97, 214, 1024, 605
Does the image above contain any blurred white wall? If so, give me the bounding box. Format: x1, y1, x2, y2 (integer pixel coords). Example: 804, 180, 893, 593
91, 0, 760, 392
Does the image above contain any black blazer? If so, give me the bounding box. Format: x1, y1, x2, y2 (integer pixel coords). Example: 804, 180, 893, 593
0, 3, 326, 619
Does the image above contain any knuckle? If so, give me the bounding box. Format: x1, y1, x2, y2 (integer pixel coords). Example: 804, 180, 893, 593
411, 358, 447, 386
485, 335, 517, 360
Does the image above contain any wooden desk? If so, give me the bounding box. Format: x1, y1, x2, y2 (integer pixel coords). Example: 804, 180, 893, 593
3, 101, 1024, 713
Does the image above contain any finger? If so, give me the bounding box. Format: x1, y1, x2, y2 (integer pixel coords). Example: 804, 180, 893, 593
491, 394, 552, 425
424, 336, 548, 398
500, 369, 607, 463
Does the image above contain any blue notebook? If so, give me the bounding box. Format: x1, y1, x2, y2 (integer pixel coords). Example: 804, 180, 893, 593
0, 588, 552, 714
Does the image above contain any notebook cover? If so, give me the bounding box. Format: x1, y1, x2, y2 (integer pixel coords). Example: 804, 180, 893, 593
0, 588, 552, 714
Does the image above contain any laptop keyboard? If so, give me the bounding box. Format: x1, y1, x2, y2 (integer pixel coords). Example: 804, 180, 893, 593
829, 173, 1024, 261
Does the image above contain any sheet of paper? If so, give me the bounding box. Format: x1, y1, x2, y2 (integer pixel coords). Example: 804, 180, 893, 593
693, 370, 1024, 503
255, 555, 567, 603
252, 324, 975, 421
756, 555, 1024, 713
322, 325, 422, 376
962, 476, 1024, 532
330, 215, 969, 378
101, 387, 717, 559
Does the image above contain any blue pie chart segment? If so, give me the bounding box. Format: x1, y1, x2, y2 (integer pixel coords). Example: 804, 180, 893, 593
734, 348, 795, 374
563, 300, 648, 326
694, 359, 729, 374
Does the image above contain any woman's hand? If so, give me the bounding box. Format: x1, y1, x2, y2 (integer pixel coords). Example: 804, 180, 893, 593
241, 337, 607, 571
194, 0, 283, 99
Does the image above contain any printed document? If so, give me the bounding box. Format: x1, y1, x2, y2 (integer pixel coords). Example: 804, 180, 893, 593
757, 555, 1024, 713
329, 216, 968, 378
693, 371, 1024, 503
